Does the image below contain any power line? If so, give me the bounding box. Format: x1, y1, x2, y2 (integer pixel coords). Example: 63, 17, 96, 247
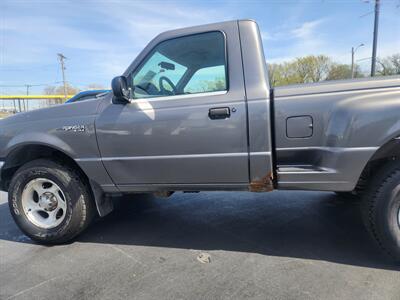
0, 65, 58, 71
357, 57, 373, 62
0, 81, 63, 88
359, 10, 374, 18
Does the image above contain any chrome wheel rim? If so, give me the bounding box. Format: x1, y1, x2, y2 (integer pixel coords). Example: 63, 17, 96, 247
21, 178, 67, 229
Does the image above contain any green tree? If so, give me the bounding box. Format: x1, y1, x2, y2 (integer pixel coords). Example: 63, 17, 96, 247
294, 55, 331, 83
187, 77, 226, 93
327, 63, 363, 80
268, 55, 332, 86
268, 62, 302, 86
327, 64, 352, 80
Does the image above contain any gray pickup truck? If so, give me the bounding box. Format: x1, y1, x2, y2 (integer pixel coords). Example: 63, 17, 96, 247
1, 20, 400, 260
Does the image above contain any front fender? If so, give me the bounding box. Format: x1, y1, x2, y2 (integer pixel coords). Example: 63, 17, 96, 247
5, 132, 76, 159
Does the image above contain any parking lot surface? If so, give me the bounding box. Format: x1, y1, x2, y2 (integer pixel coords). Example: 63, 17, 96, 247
0, 190, 399, 299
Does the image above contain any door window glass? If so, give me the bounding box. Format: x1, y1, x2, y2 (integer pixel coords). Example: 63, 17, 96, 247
184, 65, 226, 93
131, 31, 227, 99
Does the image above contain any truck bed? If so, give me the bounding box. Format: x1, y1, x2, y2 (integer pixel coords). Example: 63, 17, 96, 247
274, 75, 400, 98
273, 75, 400, 191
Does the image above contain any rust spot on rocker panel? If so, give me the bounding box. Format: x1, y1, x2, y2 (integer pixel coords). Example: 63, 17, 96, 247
249, 172, 274, 192
154, 191, 174, 198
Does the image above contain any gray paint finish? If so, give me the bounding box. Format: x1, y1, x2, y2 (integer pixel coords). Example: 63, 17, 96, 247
0, 99, 115, 189
286, 116, 313, 138
238, 20, 274, 183
95, 21, 250, 187
274, 76, 400, 190
0, 19, 399, 210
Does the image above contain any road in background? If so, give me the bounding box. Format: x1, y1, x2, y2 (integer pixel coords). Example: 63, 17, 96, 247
0, 191, 399, 299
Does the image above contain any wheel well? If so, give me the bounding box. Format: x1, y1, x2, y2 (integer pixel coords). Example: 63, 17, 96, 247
355, 139, 400, 194
0, 145, 90, 192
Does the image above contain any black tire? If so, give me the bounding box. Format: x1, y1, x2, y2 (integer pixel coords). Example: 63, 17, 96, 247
8, 159, 95, 244
361, 160, 400, 262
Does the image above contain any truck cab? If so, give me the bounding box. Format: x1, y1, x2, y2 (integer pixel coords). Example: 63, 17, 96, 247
94, 20, 274, 192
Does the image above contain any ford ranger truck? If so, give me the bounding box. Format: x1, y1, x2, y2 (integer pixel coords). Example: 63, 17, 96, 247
0, 20, 399, 260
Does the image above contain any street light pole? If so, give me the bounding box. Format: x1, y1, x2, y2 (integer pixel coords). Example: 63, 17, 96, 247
351, 43, 364, 79
371, 0, 380, 76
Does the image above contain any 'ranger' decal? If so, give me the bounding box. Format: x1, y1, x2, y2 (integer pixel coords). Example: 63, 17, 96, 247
59, 125, 86, 132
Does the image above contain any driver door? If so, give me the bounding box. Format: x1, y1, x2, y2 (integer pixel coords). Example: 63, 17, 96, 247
95, 22, 249, 191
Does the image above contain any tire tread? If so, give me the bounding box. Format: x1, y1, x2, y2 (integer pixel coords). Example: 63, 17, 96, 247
361, 161, 400, 261
9, 158, 95, 244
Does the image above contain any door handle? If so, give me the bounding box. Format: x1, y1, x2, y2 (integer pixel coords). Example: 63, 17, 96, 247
209, 107, 230, 120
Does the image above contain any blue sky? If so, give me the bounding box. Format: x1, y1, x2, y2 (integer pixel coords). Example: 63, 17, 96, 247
0, 0, 399, 96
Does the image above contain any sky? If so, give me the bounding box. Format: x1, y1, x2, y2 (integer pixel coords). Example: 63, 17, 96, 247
0, 0, 399, 97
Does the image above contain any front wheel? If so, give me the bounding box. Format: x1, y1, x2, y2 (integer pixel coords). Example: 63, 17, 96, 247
8, 159, 95, 244
361, 161, 400, 262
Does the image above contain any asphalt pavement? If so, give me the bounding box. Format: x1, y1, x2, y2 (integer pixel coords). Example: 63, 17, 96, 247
0, 190, 399, 300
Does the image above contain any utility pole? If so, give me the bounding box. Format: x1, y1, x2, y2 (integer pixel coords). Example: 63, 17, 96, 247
57, 53, 68, 100
25, 84, 32, 111
351, 43, 364, 79
371, 0, 380, 76
25, 84, 31, 95
351, 47, 355, 78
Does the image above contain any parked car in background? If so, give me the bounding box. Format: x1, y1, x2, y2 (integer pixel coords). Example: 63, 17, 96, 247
65, 90, 110, 103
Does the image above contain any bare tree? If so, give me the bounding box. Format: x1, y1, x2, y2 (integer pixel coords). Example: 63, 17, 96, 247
86, 83, 107, 90
390, 54, 400, 74
377, 54, 400, 76
43, 84, 80, 105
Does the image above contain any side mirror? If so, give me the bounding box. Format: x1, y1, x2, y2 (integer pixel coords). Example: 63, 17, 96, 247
111, 76, 131, 104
